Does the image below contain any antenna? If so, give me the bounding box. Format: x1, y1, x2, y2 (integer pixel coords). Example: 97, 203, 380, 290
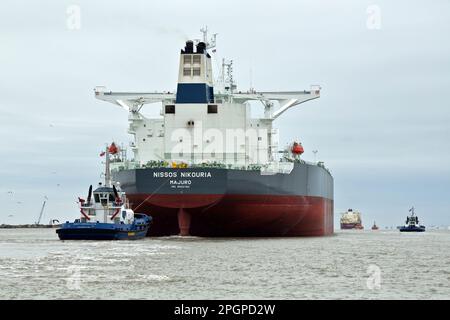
200, 26, 208, 43
105, 144, 111, 187
249, 67, 253, 92
312, 150, 318, 163
222, 59, 236, 93
200, 26, 217, 49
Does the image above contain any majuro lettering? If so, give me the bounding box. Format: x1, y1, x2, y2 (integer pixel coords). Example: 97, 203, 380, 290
170, 180, 192, 185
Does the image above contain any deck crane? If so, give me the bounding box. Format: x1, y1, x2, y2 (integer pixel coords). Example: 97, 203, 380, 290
35, 198, 47, 225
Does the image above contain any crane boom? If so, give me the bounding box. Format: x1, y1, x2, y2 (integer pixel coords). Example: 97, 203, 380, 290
36, 200, 46, 225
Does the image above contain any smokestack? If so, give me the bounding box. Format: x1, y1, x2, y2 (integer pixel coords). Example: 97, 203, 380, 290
185, 40, 194, 53
196, 42, 206, 54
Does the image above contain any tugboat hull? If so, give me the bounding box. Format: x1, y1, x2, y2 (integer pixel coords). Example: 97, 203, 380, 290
399, 226, 425, 232
56, 220, 150, 240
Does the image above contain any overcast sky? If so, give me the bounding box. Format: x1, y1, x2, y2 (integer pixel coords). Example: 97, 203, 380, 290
1, 0, 449, 228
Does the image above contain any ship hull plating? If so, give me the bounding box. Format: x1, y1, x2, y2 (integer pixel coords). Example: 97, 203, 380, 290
113, 163, 334, 237
340, 223, 364, 230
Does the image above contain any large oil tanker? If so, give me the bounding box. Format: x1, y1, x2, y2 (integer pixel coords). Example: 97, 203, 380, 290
340, 209, 363, 230
94, 29, 333, 237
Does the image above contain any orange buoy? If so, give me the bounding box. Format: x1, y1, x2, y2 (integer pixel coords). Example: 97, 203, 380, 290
108, 142, 119, 155
292, 142, 304, 155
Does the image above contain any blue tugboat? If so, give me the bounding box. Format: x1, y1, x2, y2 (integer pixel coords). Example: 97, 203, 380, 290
56, 144, 152, 240
399, 207, 425, 232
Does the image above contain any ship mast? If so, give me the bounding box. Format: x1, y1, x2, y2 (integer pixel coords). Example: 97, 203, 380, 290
222, 59, 236, 94
105, 145, 111, 187
200, 26, 217, 49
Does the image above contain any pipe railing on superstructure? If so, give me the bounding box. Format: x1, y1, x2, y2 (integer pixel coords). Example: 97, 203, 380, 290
109, 158, 331, 175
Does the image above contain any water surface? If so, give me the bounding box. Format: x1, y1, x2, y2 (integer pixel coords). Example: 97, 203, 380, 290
0, 229, 449, 299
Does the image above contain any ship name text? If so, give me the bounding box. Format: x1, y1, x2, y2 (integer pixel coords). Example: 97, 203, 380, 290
153, 171, 212, 178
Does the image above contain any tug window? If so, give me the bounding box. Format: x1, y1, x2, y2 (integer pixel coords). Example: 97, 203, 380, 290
165, 105, 175, 114
183, 68, 191, 76
207, 105, 218, 114
193, 68, 201, 76
94, 194, 100, 203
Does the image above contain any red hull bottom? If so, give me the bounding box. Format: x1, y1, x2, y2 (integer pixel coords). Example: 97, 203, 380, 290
340, 223, 364, 230
130, 194, 334, 237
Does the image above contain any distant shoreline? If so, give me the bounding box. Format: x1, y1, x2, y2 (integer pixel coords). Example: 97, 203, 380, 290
0, 224, 60, 229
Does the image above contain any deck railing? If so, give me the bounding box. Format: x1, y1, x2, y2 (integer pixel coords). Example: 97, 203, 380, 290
110, 159, 331, 175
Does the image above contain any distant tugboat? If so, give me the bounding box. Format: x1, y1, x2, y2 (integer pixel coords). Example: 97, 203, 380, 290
56, 144, 152, 240
371, 221, 379, 230
340, 209, 364, 230
399, 207, 425, 232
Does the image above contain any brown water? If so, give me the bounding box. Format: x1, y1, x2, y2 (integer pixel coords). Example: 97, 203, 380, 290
0, 229, 449, 299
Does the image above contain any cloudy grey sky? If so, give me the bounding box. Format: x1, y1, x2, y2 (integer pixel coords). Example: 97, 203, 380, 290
1, 0, 449, 228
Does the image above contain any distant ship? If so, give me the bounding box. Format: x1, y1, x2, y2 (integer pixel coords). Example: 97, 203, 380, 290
340, 209, 363, 230
399, 207, 425, 232
371, 221, 379, 230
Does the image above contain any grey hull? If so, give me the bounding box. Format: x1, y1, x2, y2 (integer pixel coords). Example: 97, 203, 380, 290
112, 162, 334, 236
114, 162, 333, 199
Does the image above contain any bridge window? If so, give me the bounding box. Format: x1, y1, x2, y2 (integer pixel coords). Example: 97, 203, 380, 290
183, 55, 192, 64
100, 197, 108, 206
193, 55, 201, 64
208, 104, 218, 114
193, 68, 201, 76
183, 68, 191, 76
165, 105, 175, 114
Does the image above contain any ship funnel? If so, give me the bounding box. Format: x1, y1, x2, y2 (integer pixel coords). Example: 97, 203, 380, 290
184, 40, 194, 53
176, 39, 214, 104
196, 42, 206, 54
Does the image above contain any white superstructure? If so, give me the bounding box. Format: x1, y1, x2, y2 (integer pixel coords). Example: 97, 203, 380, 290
78, 145, 135, 224
95, 29, 321, 170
